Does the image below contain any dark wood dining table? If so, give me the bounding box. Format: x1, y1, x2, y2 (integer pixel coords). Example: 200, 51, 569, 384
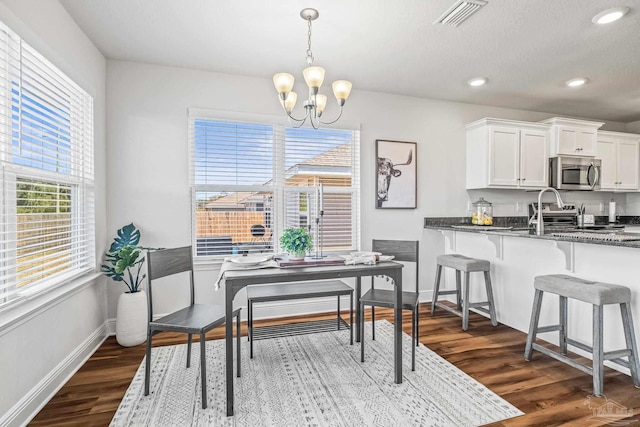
223, 260, 404, 416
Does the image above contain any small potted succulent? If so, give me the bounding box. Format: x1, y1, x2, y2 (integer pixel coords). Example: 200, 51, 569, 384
280, 227, 313, 260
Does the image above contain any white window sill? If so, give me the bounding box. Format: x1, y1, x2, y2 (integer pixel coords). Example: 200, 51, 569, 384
0, 270, 102, 335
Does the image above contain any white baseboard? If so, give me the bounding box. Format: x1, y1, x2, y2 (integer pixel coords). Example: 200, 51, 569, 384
0, 321, 109, 427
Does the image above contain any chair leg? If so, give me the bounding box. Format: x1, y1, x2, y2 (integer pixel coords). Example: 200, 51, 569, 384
248, 299, 252, 342
559, 296, 568, 355
415, 306, 419, 347
483, 270, 498, 327
462, 272, 471, 331
350, 292, 354, 345
200, 332, 208, 409
236, 311, 241, 378
620, 302, 640, 387
144, 330, 152, 396
524, 289, 544, 361
371, 306, 376, 341
456, 270, 462, 310
337, 296, 341, 330
250, 301, 254, 359
360, 301, 365, 363
593, 304, 604, 397
431, 265, 443, 315
186, 334, 192, 368
411, 309, 416, 371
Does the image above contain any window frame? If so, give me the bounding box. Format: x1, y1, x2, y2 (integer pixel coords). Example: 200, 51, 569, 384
188, 110, 360, 260
0, 21, 95, 310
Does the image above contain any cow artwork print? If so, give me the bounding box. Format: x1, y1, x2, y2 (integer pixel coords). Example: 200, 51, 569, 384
375, 140, 417, 209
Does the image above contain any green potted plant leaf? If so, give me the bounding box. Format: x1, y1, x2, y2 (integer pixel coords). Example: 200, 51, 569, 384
101, 223, 149, 347
280, 227, 313, 261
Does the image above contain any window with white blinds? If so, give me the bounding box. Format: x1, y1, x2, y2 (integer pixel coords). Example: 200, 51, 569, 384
0, 21, 95, 307
189, 116, 360, 257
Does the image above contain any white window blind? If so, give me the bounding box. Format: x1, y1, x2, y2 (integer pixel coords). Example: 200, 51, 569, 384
189, 116, 359, 257
0, 21, 95, 307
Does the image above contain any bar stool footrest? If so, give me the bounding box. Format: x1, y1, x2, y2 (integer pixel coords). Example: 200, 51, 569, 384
436, 290, 458, 296
434, 302, 463, 318
536, 324, 563, 334
532, 343, 593, 375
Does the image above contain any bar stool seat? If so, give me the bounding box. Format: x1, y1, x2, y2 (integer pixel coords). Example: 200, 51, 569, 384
436, 254, 490, 272
524, 274, 640, 396
431, 254, 497, 331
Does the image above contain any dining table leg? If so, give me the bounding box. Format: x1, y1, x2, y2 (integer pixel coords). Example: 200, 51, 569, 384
355, 276, 362, 342
394, 270, 403, 384
225, 286, 234, 416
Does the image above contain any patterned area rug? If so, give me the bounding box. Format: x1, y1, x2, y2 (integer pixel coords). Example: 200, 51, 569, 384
111, 321, 523, 426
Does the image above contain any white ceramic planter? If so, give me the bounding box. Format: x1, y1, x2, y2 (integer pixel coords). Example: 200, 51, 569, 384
288, 252, 306, 261
116, 291, 148, 347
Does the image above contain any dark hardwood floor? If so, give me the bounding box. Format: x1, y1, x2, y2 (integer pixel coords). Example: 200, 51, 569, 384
30, 304, 640, 426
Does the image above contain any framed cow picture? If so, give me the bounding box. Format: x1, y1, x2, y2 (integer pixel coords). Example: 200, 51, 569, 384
375, 139, 417, 209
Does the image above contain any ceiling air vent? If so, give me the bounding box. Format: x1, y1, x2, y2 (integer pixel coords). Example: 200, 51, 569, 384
434, 0, 488, 27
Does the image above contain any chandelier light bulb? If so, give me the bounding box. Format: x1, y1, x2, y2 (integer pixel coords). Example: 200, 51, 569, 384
315, 94, 328, 117
332, 80, 352, 105
303, 66, 326, 94
273, 73, 295, 98
280, 92, 297, 113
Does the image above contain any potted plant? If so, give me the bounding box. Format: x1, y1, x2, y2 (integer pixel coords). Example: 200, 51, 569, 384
280, 227, 313, 260
101, 223, 149, 347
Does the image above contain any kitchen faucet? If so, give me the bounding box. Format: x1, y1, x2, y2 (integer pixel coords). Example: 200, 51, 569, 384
535, 187, 565, 235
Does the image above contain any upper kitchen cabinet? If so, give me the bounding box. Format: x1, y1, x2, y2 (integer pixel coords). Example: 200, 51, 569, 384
466, 118, 549, 189
542, 117, 604, 157
597, 131, 640, 191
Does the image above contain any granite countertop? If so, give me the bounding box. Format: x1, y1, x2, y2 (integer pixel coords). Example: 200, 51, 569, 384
424, 217, 640, 249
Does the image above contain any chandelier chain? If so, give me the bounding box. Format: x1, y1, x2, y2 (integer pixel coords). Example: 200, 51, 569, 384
306, 18, 314, 64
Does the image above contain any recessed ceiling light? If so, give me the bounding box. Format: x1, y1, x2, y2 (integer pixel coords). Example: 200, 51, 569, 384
468, 77, 487, 87
592, 7, 629, 24
566, 77, 589, 87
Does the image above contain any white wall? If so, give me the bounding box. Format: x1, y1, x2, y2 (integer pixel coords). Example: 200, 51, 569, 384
105, 59, 630, 319
0, 1, 106, 425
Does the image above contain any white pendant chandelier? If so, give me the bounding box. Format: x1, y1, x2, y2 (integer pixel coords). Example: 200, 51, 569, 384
273, 8, 352, 129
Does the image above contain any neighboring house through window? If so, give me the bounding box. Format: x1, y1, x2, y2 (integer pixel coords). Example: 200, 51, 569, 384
189, 114, 360, 257
0, 21, 95, 307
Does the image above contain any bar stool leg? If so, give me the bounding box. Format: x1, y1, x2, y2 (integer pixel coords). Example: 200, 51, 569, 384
593, 304, 604, 397
415, 306, 419, 347
456, 270, 462, 310
620, 302, 640, 387
337, 296, 341, 330
462, 271, 471, 331
431, 264, 443, 315
483, 270, 498, 326
559, 296, 568, 355
524, 289, 544, 361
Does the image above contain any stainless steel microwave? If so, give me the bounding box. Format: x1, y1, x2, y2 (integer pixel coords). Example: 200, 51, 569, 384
550, 156, 601, 190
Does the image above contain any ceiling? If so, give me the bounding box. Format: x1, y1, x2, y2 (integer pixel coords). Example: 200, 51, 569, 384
59, 0, 640, 123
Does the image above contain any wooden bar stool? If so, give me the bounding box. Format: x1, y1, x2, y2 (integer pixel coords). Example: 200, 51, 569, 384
524, 274, 640, 396
431, 254, 497, 331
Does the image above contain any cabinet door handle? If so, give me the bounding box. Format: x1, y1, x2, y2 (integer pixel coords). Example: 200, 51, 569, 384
522, 178, 526, 181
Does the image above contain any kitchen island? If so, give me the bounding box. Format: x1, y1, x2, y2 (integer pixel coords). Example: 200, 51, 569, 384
424, 221, 640, 376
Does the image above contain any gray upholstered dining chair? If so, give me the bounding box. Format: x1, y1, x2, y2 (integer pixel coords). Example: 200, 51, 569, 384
360, 239, 420, 370
144, 246, 241, 409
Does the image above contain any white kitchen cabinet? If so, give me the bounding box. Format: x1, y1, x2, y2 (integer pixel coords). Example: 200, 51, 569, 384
597, 131, 640, 191
542, 117, 604, 157
466, 118, 549, 189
